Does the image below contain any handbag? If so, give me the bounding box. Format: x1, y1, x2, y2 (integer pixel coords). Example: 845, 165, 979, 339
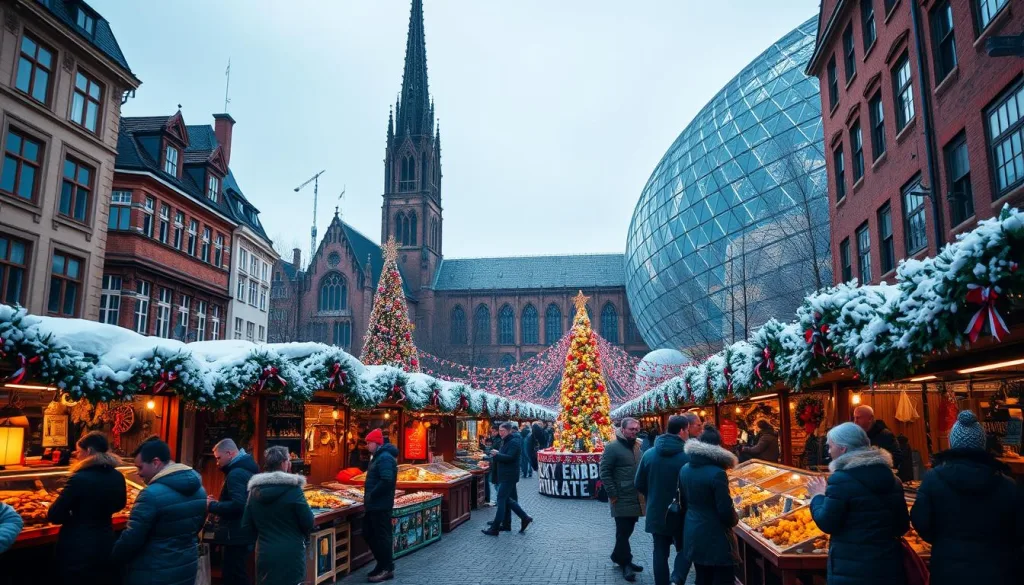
900, 537, 929, 585
665, 491, 683, 536
195, 529, 212, 585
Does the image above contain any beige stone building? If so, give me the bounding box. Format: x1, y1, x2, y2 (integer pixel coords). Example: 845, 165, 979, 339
0, 0, 138, 319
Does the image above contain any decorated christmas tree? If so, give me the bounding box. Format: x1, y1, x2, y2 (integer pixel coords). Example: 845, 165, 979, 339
553, 291, 614, 452
359, 238, 420, 372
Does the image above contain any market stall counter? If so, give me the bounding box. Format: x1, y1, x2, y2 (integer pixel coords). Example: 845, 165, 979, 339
342, 462, 473, 532
452, 450, 491, 509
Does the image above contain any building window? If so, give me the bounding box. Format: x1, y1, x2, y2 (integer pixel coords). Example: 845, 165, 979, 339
207, 174, 219, 202
0, 234, 29, 306
869, 92, 886, 160
261, 261, 269, 283
196, 301, 207, 341
237, 275, 246, 301
99, 275, 121, 325
855, 223, 872, 284
108, 190, 132, 231
498, 305, 515, 345
70, 71, 102, 133
134, 280, 150, 334
259, 286, 267, 311
155, 288, 172, 338
248, 280, 258, 307
332, 321, 351, 348
59, 157, 94, 223
626, 316, 640, 344
931, 1, 957, 82
246, 321, 255, 342
902, 176, 928, 254
158, 204, 170, 243
977, 0, 1009, 31
258, 325, 265, 343
142, 196, 155, 238
201, 227, 211, 262
842, 24, 856, 82
851, 120, 864, 181
75, 7, 95, 35
986, 80, 1024, 196
840, 238, 853, 283
234, 317, 243, 340
187, 219, 198, 256
601, 303, 619, 343
164, 145, 178, 176
399, 154, 415, 192
214, 234, 225, 267
450, 305, 467, 345
1, 128, 43, 202
474, 305, 491, 345
861, 0, 876, 48
211, 305, 220, 340
545, 304, 562, 344
944, 133, 974, 225
177, 295, 190, 339
521, 304, 539, 345
878, 202, 895, 274
15, 34, 53, 105
318, 273, 347, 311
884, 0, 897, 13
833, 145, 846, 200
48, 252, 83, 317
250, 254, 258, 275
827, 56, 839, 110
893, 54, 915, 131
173, 211, 184, 249
239, 249, 249, 273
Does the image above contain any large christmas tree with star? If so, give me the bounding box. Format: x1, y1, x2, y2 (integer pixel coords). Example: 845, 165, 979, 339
359, 238, 420, 372
553, 291, 614, 452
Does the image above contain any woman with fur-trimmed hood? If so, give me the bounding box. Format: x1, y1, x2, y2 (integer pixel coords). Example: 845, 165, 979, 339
242, 445, 315, 585
807, 422, 909, 585
47, 431, 127, 585
678, 424, 740, 585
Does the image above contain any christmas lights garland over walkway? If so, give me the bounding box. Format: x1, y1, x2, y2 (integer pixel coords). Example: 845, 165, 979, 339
613, 206, 1024, 419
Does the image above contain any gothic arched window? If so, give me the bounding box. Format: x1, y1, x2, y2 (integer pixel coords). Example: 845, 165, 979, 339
400, 154, 415, 192
498, 304, 515, 345
409, 213, 417, 246
474, 304, 491, 345
601, 302, 619, 343
395, 212, 405, 244
521, 304, 538, 345
500, 353, 516, 368
450, 305, 467, 345
318, 273, 347, 311
545, 304, 562, 344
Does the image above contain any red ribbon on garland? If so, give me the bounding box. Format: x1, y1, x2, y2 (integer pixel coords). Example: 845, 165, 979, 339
327, 363, 347, 391
256, 366, 287, 393
429, 388, 441, 408
754, 347, 775, 381
151, 370, 178, 394
724, 366, 733, 393
457, 394, 470, 412
390, 383, 406, 404
6, 353, 41, 385
804, 324, 830, 357
964, 284, 1011, 343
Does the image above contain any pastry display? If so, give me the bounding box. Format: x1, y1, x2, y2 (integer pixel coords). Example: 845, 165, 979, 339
304, 490, 353, 510
759, 472, 810, 494
396, 467, 449, 483
1, 490, 56, 526
730, 483, 774, 507
393, 491, 440, 507
784, 486, 810, 501
733, 463, 781, 482
739, 496, 797, 528
757, 507, 824, 549
423, 462, 471, 478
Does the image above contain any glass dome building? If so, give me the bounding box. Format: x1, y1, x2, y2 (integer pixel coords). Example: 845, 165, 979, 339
625, 17, 831, 356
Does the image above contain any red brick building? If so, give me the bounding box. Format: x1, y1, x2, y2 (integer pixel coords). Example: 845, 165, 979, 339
806, 0, 1023, 285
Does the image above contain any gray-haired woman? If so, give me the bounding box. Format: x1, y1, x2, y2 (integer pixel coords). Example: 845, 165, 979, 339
806, 422, 909, 585
241, 446, 315, 585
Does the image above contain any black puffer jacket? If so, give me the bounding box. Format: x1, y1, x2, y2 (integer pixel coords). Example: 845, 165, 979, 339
678, 440, 739, 567
635, 434, 689, 536
364, 443, 399, 512
910, 449, 1020, 585
810, 448, 909, 585
47, 452, 127, 584
209, 451, 258, 545
111, 463, 208, 585
492, 433, 523, 484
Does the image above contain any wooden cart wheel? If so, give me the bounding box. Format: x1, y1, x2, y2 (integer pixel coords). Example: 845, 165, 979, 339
111, 405, 135, 450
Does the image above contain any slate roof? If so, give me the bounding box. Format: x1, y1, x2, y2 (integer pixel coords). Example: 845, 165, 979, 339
432, 254, 626, 291
223, 171, 272, 246
37, 0, 132, 74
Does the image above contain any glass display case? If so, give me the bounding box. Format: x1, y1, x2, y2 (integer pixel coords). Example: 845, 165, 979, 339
350, 463, 465, 485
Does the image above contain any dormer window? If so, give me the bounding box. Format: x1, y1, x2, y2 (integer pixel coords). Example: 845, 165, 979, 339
164, 145, 178, 176
207, 174, 219, 202
76, 6, 95, 36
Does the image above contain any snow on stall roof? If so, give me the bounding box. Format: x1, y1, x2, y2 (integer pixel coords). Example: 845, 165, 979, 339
267, 342, 332, 361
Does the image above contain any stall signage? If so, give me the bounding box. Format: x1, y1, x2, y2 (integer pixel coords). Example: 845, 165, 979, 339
720, 419, 738, 447
538, 460, 600, 498
404, 423, 428, 460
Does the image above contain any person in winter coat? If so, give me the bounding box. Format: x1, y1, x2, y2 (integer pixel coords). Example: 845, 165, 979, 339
47, 431, 127, 585
487, 425, 501, 506
519, 425, 532, 478
854, 405, 902, 468
910, 411, 1020, 585
362, 428, 398, 583
529, 421, 546, 471
0, 502, 22, 554
482, 422, 533, 537
242, 445, 315, 585
600, 417, 644, 581
807, 422, 909, 585
112, 438, 208, 585
678, 424, 739, 585
635, 415, 691, 585
740, 420, 780, 463
208, 438, 258, 585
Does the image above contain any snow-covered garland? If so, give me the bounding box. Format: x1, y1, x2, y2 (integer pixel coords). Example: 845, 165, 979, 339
0, 305, 555, 421
612, 206, 1024, 419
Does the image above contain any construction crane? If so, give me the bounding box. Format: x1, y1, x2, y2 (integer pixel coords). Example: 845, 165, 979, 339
294, 170, 326, 266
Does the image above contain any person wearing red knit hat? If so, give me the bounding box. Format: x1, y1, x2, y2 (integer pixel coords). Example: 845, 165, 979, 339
362, 428, 398, 582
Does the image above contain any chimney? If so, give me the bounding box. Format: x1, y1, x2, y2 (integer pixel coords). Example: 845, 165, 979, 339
292, 248, 302, 269
213, 113, 236, 167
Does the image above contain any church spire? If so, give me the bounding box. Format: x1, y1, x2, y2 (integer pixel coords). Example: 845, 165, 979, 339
396, 0, 430, 137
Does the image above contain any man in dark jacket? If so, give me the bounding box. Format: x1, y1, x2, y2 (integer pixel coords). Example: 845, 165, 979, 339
854, 405, 902, 468
209, 438, 258, 585
362, 428, 398, 582
482, 422, 533, 536
600, 417, 644, 582
739, 421, 780, 463
486, 425, 501, 507
520, 424, 532, 478
112, 439, 208, 585
529, 421, 546, 471
48, 431, 127, 585
910, 410, 1019, 585
635, 415, 690, 585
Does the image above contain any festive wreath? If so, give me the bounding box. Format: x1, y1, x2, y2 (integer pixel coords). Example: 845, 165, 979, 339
794, 396, 825, 434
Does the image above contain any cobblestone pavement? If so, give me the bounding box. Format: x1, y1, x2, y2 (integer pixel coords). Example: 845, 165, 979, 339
350, 476, 696, 585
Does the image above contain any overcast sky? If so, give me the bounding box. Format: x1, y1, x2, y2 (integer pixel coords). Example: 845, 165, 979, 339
91, 0, 818, 261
